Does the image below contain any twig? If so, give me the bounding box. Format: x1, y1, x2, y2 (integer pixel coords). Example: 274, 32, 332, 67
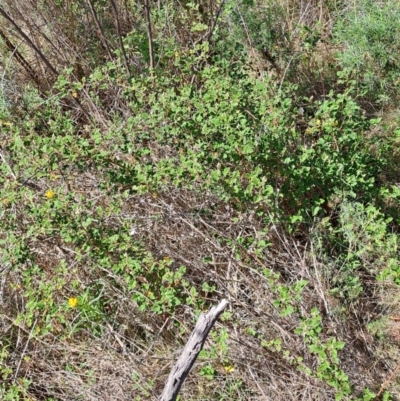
0, 28, 41, 86
13, 319, 37, 382
0, 6, 57, 76
159, 299, 228, 401
86, 0, 114, 62
376, 361, 400, 398
143, 0, 155, 71
205, 0, 226, 43
109, 0, 130, 78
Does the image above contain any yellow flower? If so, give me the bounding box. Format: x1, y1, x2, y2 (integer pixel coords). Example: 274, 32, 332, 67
72, 91, 78, 98
224, 364, 235, 373
45, 190, 55, 199
68, 297, 78, 308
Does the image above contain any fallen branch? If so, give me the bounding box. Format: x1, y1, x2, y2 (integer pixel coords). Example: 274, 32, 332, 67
159, 299, 229, 401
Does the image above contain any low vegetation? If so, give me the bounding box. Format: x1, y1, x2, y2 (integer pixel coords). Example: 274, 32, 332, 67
1, 0, 400, 400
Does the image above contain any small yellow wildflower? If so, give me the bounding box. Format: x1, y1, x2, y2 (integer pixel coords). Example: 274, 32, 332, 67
45, 190, 55, 199
224, 365, 235, 373
72, 91, 78, 98
68, 297, 78, 308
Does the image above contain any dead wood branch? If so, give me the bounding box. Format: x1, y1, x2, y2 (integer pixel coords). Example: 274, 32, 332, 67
159, 299, 229, 401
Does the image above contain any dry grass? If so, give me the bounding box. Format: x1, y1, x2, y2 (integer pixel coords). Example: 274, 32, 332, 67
2, 181, 399, 399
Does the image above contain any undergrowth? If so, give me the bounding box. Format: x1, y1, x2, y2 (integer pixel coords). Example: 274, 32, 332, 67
1, 0, 400, 400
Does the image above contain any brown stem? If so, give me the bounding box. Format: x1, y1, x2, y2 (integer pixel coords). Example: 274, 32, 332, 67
86, 0, 114, 62
143, 0, 154, 70
109, 0, 131, 77
377, 361, 400, 398
0, 27, 41, 86
0, 6, 58, 76
205, 0, 225, 43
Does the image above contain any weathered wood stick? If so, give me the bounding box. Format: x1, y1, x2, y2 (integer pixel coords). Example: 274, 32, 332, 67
159, 299, 229, 401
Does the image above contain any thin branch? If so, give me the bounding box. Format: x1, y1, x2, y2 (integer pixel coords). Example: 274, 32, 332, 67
193, 0, 226, 47
377, 361, 400, 398
86, 0, 114, 62
143, 0, 155, 70
13, 319, 37, 382
109, 0, 131, 77
0, 6, 58, 76
0, 27, 41, 86
205, 0, 226, 43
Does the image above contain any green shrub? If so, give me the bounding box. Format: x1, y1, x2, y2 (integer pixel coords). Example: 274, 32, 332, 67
1, 18, 399, 398
312, 201, 400, 301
